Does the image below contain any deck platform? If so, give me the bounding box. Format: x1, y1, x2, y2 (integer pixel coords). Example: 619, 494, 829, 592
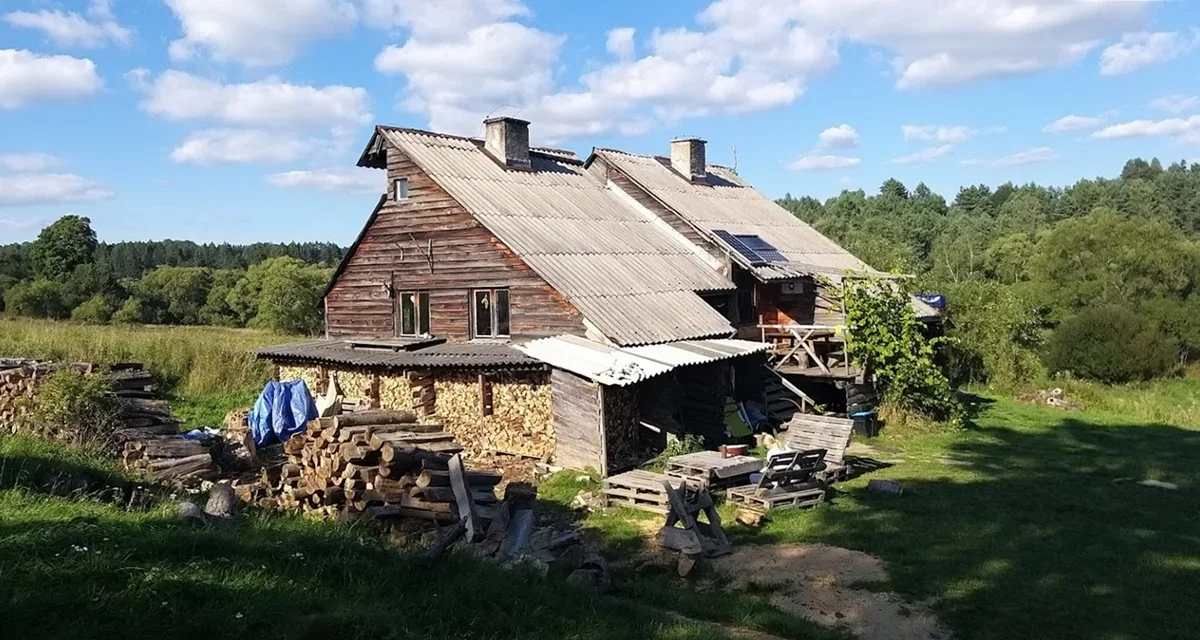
665, 451, 763, 489
602, 470, 684, 514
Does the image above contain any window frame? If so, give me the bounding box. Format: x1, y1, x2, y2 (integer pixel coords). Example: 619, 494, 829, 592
470, 288, 511, 339
396, 290, 430, 337
394, 177, 409, 201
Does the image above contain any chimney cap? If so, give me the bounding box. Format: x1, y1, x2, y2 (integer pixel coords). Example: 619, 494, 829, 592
671, 136, 706, 143
484, 116, 530, 126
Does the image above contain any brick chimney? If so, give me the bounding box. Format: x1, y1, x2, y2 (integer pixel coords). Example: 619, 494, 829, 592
484, 116, 531, 169
670, 137, 707, 181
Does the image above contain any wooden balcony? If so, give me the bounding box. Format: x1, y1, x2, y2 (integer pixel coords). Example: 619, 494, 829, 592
758, 324, 860, 380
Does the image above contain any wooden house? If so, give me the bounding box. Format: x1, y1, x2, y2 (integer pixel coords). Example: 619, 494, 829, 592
257, 117, 923, 474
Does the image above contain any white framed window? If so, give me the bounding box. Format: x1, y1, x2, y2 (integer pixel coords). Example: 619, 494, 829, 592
394, 177, 409, 201
397, 291, 430, 336
470, 288, 510, 339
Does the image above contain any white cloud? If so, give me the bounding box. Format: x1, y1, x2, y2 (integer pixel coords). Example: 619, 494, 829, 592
1043, 115, 1106, 134
817, 124, 858, 149
1093, 116, 1200, 145
892, 144, 953, 165
138, 71, 371, 130
1150, 94, 1200, 115
266, 169, 380, 192
165, 0, 357, 66
363, 0, 526, 34
0, 153, 59, 172
0, 173, 113, 207
0, 216, 48, 231
606, 27, 636, 59
964, 147, 1058, 168
788, 154, 860, 171
168, 129, 318, 165
756, 0, 1152, 90
0, 49, 103, 109
901, 125, 980, 144
1100, 31, 1199, 75
3, 0, 132, 48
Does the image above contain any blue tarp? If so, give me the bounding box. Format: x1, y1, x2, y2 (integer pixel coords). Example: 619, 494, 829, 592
248, 379, 317, 447
916, 293, 946, 310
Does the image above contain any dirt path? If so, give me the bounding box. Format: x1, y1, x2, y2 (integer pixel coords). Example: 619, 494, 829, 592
711, 543, 951, 640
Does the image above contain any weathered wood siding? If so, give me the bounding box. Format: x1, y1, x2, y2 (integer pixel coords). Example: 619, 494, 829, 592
551, 369, 604, 472
325, 146, 586, 340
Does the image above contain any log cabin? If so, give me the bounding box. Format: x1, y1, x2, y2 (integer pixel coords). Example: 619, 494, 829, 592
257, 117, 933, 473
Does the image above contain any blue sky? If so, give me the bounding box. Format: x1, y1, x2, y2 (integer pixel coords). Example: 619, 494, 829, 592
1, 0, 1199, 245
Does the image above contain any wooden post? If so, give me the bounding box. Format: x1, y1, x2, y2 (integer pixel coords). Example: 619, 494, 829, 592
369, 374, 381, 409
478, 374, 493, 417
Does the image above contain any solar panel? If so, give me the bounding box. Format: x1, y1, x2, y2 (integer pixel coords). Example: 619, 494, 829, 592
737, 235, 787, 263
711, 229, 765, 264
711, 229, 785, 265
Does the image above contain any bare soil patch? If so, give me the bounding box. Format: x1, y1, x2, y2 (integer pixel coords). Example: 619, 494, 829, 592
711, 543, 950, 640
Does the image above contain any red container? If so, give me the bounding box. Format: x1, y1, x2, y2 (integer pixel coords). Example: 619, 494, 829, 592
723, 444, 749, 457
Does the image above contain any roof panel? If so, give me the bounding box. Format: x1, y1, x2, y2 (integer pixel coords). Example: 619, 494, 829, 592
378, 127, 736, 346
519, 335, 769, 385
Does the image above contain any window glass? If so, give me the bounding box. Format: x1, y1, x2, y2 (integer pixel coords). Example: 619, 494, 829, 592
401, 292, 416, 335
495, 289, 510, 336
473, 290, 492, 337
395, 178, 409, 200
418, 292, 431, 335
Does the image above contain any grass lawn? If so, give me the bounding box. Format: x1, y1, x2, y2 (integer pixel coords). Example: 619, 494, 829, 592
0, 434, 782, 640
544, 394, 1200, 640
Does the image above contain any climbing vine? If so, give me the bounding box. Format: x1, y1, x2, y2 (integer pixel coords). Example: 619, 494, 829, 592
838, 278, 964, 428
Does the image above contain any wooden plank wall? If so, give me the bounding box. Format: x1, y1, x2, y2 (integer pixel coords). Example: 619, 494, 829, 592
676, 363, 730, 447
550, 369, 604, 473
756, 280, 817, 326
325, 145, 586, 340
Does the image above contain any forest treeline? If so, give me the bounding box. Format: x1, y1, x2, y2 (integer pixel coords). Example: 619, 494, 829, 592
780, 157, 1200, 385
0, 218, 341, 335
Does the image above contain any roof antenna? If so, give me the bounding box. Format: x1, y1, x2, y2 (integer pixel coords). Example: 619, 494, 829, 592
480, 104, 525, 137
732, 144, 738, 174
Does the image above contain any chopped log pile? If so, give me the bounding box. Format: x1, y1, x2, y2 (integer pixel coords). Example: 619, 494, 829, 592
113, 366, 218, 483
435, 372, 554, 460
0, 359, 52, 428
251, 410, 499, 527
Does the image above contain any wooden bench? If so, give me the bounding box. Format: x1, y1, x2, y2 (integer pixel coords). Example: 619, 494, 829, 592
784, 414, 854, 482
665, 451, 763, 489
602, 470, 684, 514
727, 449, 828, 513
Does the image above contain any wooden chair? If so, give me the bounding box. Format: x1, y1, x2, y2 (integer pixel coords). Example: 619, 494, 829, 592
728, 449, 829, 512
784, 415, 854, 482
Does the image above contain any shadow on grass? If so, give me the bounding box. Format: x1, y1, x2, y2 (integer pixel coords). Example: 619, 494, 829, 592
736, 412, 1200, 640
0, 495, 752, 640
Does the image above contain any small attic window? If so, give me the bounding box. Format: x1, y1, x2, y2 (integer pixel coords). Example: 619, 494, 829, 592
394, 178, 409, 201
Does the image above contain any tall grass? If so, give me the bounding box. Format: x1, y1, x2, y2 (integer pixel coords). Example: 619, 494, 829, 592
0, 317, 288, 397
1056, 372, 1200, 429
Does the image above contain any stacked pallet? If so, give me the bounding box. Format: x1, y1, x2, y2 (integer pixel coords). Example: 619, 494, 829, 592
261, 410, 501, 523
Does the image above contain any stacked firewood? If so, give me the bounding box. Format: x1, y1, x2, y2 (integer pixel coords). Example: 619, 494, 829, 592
113, 365, 215, 482
0, 360, 52, 429
435, 373, 555, 460
259, 410, 501, 523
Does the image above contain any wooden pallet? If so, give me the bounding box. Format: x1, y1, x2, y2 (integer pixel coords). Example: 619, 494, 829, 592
727, 483, 826, 512
603, 470, 684, 514
665, 451, 763, 489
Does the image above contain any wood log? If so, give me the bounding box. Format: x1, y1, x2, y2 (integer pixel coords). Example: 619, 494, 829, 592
414, 486, 498, 504
130, 437, 207, 458
147, 454, 213, 480
335, 410, 418, 427
415, 468, 502, 489
423, 518, 467, 568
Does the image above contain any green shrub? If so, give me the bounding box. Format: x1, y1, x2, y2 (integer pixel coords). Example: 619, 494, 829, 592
844, 279, 964, 427
71, 295, 117, 324
4, 279, 71, 319
1045, 305, 1178, 383
943, 281, 1045, 388
24, 369, 123, 453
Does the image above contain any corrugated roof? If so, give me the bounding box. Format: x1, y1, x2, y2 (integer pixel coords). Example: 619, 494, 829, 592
593, 149, 889, 281
254, 339, 543, 370
517, 334, 769, 386
371, 127, 734, 346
